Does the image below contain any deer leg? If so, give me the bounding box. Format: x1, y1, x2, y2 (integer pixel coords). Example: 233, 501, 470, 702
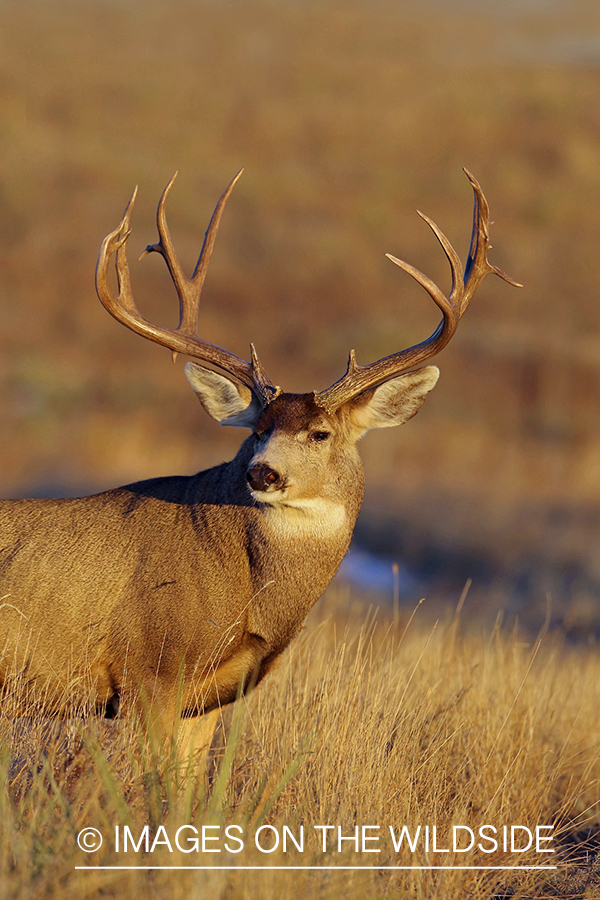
177, 707, 222, 763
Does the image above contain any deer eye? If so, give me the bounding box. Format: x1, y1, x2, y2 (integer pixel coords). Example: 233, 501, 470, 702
309, 430, 331, 443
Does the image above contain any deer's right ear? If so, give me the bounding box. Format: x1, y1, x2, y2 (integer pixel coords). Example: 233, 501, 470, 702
185, 362, 263, 428
347, 366, 440, 433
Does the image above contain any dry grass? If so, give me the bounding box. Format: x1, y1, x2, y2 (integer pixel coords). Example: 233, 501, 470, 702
3, 588, 600, 899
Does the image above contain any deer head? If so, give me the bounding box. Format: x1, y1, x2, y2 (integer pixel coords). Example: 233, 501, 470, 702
96, 169, 520, 515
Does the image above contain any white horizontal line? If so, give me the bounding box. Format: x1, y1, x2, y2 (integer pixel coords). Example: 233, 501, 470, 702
75, 865, 558, 871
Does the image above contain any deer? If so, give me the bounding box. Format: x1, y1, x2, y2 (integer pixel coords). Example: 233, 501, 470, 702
0, 169, 519, 757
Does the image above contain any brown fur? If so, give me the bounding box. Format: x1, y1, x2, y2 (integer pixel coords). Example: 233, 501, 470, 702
0, 372, 437, 741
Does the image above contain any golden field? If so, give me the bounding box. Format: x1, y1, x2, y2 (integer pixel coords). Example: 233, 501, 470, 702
3, 591, 600, 899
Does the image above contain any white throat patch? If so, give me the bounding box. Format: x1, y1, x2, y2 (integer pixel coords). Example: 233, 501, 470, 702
260, 497, 348, 536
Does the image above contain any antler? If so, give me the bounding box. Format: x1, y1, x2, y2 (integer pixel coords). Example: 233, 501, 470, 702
95, 171, 281, 405
315, 169, 521, 413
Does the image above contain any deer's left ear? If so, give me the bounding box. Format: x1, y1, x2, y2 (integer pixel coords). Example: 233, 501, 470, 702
185, 362, 264, 428
348, 366, 439, 432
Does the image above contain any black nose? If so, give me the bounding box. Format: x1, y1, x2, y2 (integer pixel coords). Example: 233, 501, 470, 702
246, 464, 284, 492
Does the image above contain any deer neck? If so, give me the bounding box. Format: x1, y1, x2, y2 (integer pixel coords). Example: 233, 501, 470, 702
222, 451, 363, 650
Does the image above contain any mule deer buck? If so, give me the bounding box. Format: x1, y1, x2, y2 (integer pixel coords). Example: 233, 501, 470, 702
0, 169, 519, 754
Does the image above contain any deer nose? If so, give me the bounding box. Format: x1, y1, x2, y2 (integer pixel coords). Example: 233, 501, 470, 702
246, 464, 284, 492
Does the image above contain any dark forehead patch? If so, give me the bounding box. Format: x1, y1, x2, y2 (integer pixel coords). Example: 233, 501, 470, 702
257, 392, 332, 432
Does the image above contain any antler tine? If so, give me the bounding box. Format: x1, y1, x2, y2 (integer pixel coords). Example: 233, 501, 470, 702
113, 188, 138, 312
315, 170, 521, 414
141, 173, 191, 322
96, 186, 140, 320
191, 170, 244, 289
462, 168, 521, 308
96, 173, 281, 405
142, 170, 245, 336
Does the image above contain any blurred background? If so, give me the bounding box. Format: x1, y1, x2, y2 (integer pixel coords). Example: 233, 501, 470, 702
0, 0, 599, 633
